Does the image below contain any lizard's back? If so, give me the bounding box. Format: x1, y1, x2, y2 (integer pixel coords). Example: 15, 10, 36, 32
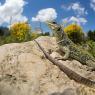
59, 38, 95, 67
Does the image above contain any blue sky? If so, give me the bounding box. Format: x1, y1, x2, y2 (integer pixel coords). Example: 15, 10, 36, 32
0, 0, 95, 32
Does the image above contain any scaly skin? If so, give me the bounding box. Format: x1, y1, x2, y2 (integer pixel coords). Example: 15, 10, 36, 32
46, 21, 95, 69
34, 40, 95, 88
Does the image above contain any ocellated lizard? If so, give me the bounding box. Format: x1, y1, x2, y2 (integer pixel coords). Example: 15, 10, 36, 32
46, 21, 95, 69
34, 40, 95, 88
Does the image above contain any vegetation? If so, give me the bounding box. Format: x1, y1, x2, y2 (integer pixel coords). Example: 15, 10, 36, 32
64, 24, 84, 44
0, 20, 95, 58
0, 26, 10, 36
30, 32, 41, 40
30, 32, 50, 40
87, 30, 95, 41
10, 22, 31, 42
0, 21, 51, 45
86, 41, 95, 57
63, 24, 95, 57
43, 32, 50, 36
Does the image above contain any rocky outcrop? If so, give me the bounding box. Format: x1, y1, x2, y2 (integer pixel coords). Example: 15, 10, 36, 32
0, 36, 95, 95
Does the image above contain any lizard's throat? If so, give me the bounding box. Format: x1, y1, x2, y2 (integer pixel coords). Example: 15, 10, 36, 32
54, 30, 66, 42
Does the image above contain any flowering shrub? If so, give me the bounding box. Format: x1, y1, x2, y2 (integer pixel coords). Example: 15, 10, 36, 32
10, 22, 31, 42
64, 24, 84, 43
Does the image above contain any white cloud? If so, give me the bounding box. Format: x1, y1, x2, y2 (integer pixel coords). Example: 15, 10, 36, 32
32, 8, 57, 22
70, 16, 87, 25
61, 2, 88, 16
62, 16, 87, 25
78, 18, 87, 24
61, 5, 70, 11
90, 0, 95, 11
69, 16, 79, 23
0, 0, 28, 25
62, 18, 69, 23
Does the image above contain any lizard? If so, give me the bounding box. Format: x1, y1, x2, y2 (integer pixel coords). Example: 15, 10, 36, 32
46, 21, 95, 70
34, 39, 95, 88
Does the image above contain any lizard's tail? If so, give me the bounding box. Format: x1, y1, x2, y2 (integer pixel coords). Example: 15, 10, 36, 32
34, 40, 95, 89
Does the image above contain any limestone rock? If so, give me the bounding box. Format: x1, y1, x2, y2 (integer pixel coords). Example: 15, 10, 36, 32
0, 36, 95, 95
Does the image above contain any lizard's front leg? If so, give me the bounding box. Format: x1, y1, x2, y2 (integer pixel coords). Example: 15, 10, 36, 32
55, 46, 70, 60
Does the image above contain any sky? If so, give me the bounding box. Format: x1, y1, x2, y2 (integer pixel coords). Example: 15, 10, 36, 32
0, 0, 95, 32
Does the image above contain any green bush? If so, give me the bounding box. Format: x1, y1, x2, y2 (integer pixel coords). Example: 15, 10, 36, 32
87, 30, 95, 41
64, 24, 84, 44
0, 27, 10, 36
30, 32, 41, 40
10, 22, 31, 42
43, 32, 50, 36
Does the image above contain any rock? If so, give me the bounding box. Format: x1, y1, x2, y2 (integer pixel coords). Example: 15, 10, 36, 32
50, 88, 77, 95
0, 36, 95, 95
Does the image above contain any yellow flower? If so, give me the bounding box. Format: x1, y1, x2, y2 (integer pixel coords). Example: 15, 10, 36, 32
10, 22, 31, 41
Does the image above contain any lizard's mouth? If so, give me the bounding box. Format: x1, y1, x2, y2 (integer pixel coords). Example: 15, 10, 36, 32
46, 21, 59, 30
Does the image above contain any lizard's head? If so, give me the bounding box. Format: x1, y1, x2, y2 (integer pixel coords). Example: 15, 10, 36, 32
46, 21, 61, 31
46, 21, 65, 41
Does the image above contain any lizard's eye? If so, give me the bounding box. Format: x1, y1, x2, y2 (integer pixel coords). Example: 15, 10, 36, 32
52, 22, 57, 24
